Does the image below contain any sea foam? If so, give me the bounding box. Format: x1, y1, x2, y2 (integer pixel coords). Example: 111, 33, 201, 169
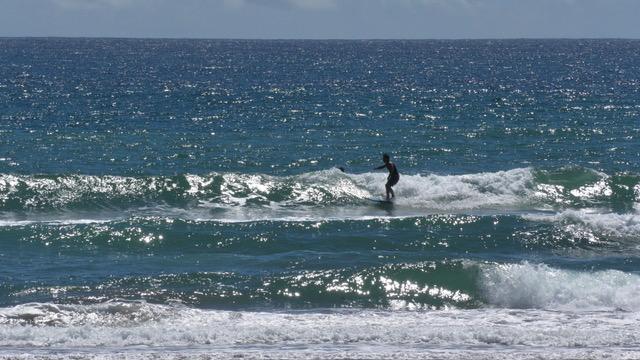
523, 209, 640, 238
478, 262, 640, 311
0, 301, 639, 352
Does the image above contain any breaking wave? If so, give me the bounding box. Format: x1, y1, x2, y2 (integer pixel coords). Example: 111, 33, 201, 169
1, 262, 640, 351
0, 166, 637, 212
5, 261, 640, 312
1, 167, 638, 240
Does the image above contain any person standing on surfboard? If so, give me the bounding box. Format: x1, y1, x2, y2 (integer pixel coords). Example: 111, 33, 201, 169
374, 153, 399, 201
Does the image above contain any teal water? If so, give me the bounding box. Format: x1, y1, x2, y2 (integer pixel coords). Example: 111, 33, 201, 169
1, 39, 640, 359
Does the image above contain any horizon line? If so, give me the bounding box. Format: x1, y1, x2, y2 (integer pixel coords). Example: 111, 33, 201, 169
1, 35, 639, 41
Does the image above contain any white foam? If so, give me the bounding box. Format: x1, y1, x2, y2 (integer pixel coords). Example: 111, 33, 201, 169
0, 218, 115, 227
4, 349, 640, 360
199, 167, 538, 212
0, 301, 639, 356
523, 208, 640, 238
349, 167, 536, 210
479, 262, 640, 311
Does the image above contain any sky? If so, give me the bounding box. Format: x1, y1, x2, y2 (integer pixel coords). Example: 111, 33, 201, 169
1, 0, 639, 39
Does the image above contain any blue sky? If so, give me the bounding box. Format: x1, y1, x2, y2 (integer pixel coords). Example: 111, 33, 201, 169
1, 0, 639, 39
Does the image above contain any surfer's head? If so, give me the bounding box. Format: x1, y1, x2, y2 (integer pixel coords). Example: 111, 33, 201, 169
382, 153, 390, 163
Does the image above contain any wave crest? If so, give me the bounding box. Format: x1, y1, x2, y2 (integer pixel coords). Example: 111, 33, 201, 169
1, 167, 638, 225
479, 262, 640, 311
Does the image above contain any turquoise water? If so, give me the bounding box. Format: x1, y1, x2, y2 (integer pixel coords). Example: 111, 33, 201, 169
1, 38, 640, 359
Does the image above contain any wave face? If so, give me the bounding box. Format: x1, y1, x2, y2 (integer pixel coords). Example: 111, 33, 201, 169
1, 166, 639, 215
2, 168, 640, 248
3, 260, 639, 312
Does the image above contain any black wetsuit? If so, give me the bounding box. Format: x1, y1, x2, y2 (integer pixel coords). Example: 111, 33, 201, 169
386, 163, 400, 187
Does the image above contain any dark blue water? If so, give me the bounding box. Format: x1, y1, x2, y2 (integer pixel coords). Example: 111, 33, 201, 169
1, 39, 640, 358
2, 39, 638, 176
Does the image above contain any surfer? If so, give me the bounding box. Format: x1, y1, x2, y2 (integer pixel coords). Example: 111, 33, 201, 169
374, 153, 399, 201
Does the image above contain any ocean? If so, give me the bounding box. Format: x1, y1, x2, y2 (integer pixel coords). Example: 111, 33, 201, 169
1, 38, 639, 359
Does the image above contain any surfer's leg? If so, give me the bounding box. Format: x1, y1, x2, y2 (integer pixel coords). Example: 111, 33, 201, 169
387, 175, 398, 199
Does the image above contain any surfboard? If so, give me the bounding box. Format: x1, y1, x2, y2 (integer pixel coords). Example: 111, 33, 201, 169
367, 197, 394, 204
